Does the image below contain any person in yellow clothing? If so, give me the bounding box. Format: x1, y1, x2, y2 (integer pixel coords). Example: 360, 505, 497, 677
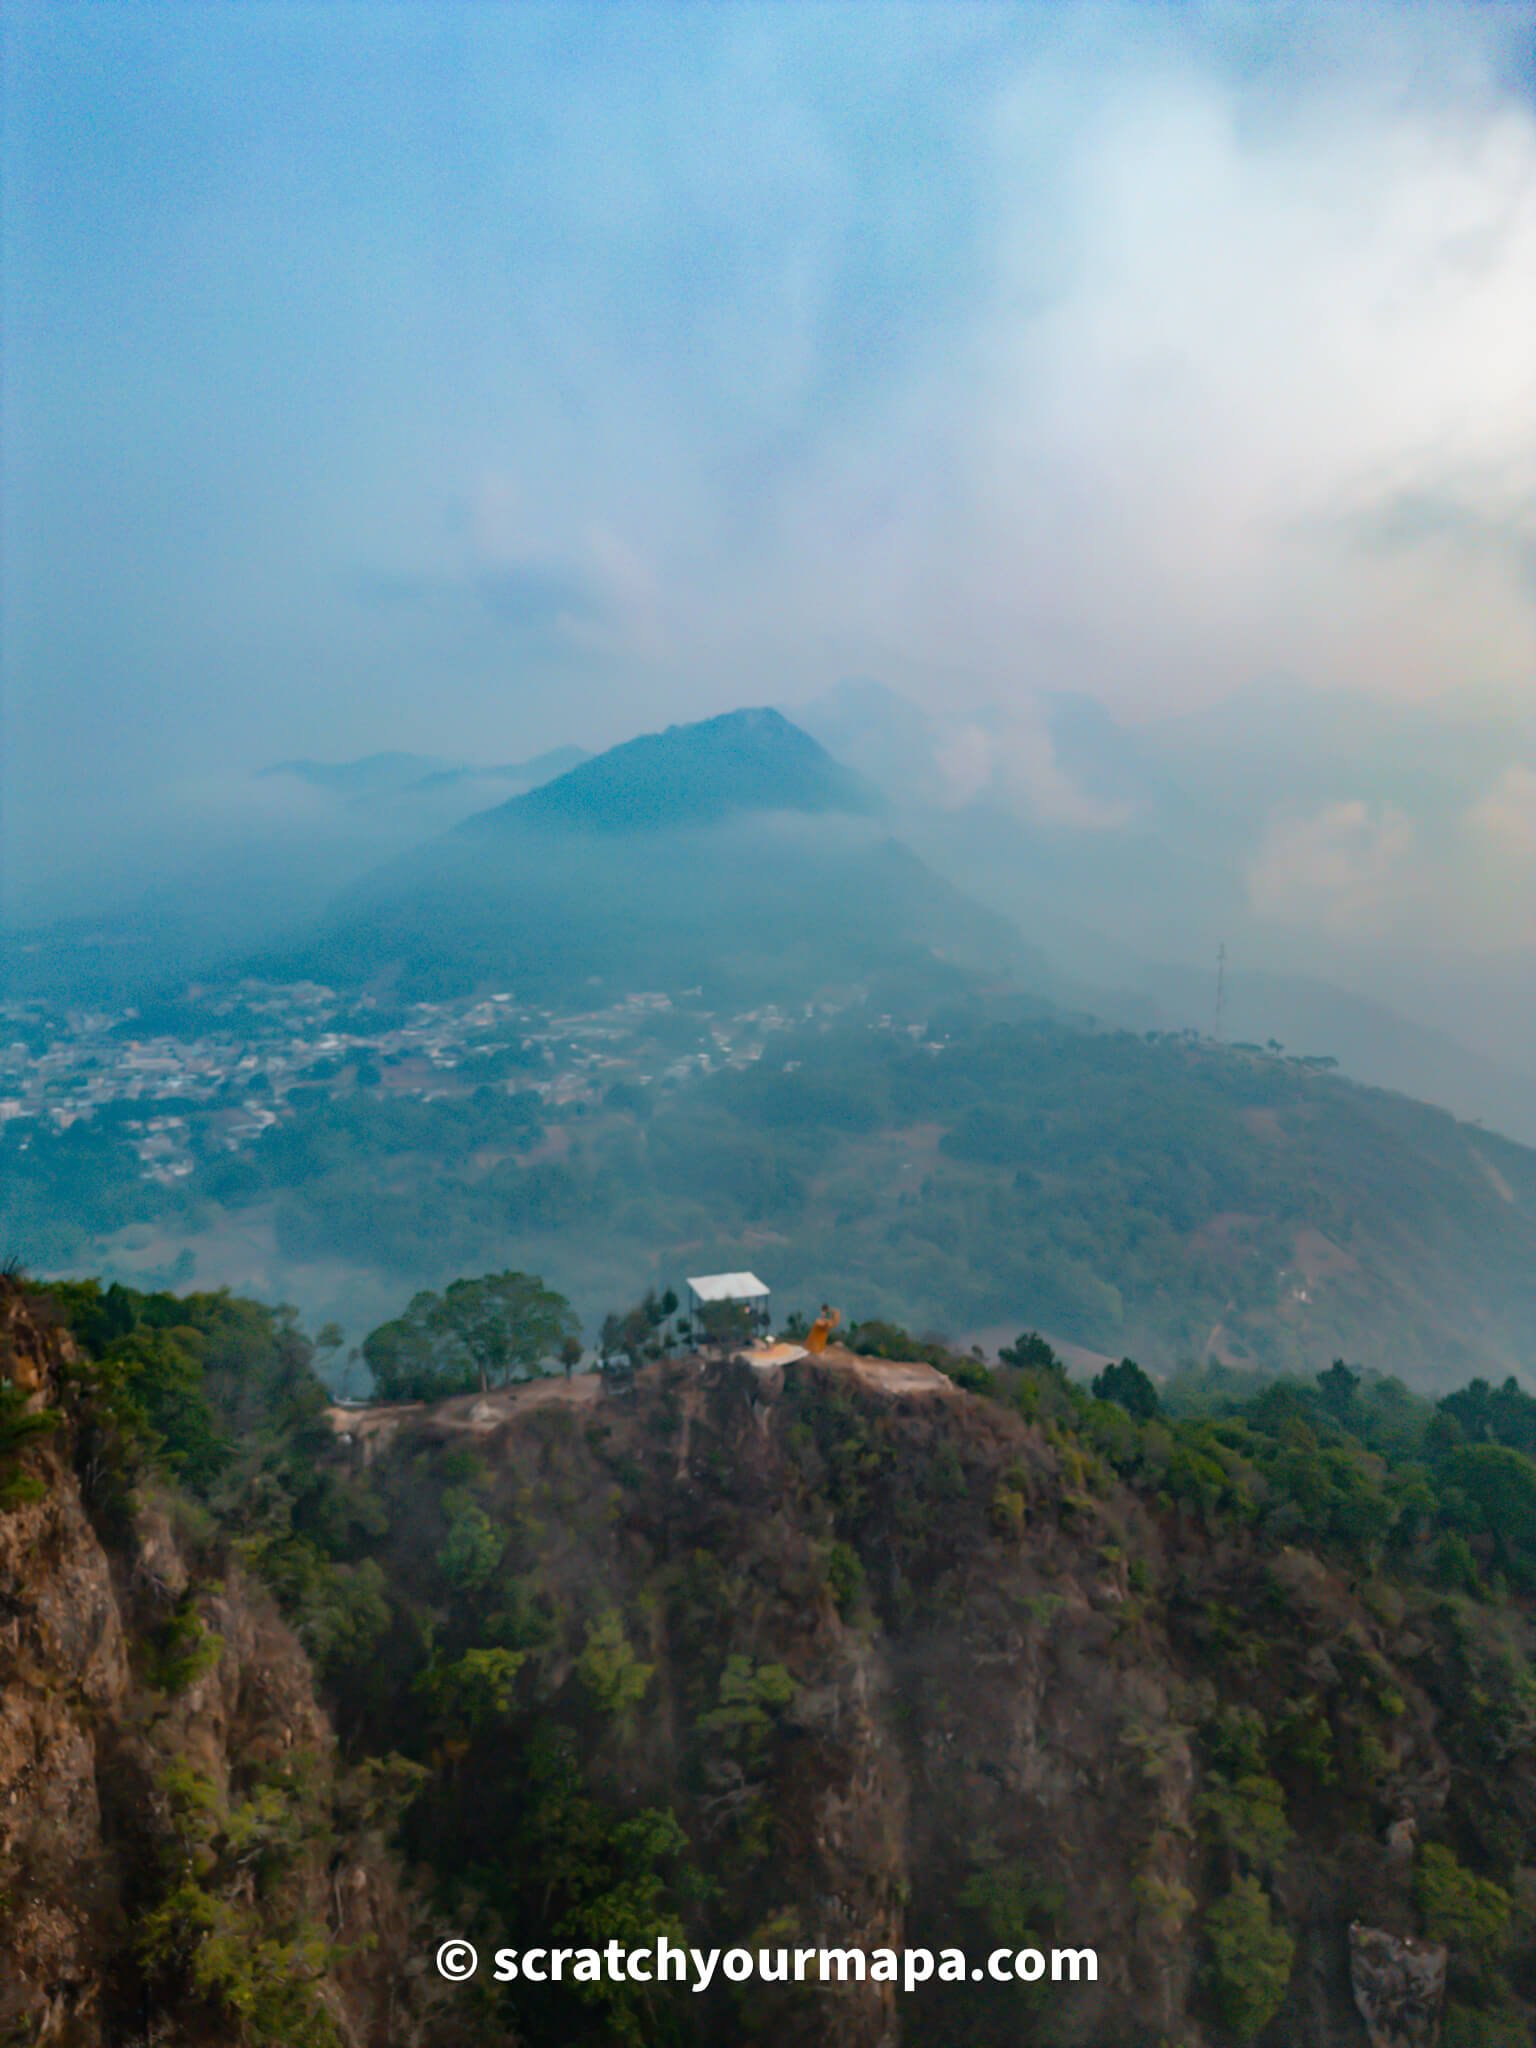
805, 1304, 841, 1355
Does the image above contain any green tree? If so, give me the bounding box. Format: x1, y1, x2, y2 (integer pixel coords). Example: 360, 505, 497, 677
577, 1610, 654, 1720
824, 1540, 865, 1615
696, 1299, 757, 1350
699, 1655, 797, 1764
1198, 1707, 1291, 1873
1317, 1357, 1359, 1422
100, 1325, 231, 1491
295, 1559, 391, 1680
145, 1597, 224, 1694
436, 1495, 507, 1594
418, 1645, 528, 1735
599, 1288, 681, 1373
999, 1331, 1066, 1377
1445, 1444, 1536, 1583
1415, 1844, 1511, 1957
1440, 1375, 1536, 1457
1205, 1875, 1294, 2041
362, 1271, 579, 1399
1093, 1356, 1160, 1420
514, 1731, 693, 2044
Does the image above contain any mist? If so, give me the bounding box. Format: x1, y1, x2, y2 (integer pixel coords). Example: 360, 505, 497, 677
3, 0, 1534, 1088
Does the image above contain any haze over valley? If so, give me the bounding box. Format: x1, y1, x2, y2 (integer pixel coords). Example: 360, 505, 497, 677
10, 7, 1536, 2046
6, 703, 1536, 1397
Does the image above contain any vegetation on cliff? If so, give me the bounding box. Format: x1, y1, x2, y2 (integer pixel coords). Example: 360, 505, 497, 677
5, 1271, 1536, 2044
0, 1277, 449, 2047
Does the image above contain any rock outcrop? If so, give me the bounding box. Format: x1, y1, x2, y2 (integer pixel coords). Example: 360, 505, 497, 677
324, 1344, 1528, 2046
8, 1279, 1534, 2048
0, 1283, 444, 2046
1350, 1923, 1448, 2048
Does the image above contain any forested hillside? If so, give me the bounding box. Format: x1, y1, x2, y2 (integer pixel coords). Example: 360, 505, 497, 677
12, 1003, 1536, 1392
6, 1272, 1536, 2044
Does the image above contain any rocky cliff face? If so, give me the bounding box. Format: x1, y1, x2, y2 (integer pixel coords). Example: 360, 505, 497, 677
1349, 1924, 1448, 2048
0, 1284, 443, 2047
327, 1346, 1527, 2047
7, 1279, 1532, 2048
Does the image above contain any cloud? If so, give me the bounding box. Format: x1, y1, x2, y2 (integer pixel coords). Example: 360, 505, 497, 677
1247, 770, 1536, 949
349, 480, 668, 662
352, 2, 1536, 765
1247, 800, 1418, 934
1352, 489, 1536, 584
935, 705, 1137, 828
735, 4, 1536, 721
1470, 764, 1536, 861
298, 10, 1530, 851
9, 0, 1536, 948
474, 562, 601, 636
933, 724, 994, 807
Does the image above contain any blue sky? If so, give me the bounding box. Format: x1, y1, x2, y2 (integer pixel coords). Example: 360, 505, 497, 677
4, 1, 1536, 935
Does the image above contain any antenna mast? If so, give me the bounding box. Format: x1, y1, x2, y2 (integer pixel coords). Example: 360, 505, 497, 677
1214, 941, 1227, 1041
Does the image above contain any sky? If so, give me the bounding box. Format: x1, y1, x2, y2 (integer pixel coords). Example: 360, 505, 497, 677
3, 0, 1536, 944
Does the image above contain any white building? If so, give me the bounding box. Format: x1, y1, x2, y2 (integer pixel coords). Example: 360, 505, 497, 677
686, 1271, 771, 1334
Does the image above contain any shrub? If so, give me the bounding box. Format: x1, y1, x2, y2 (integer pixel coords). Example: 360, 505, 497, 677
990, 1484, 1027, 1539
1442, 1998, 1529, 2046
417, 1645, 529, 1734
0, 1379, 59, 1510
147, 1599, 224, 1695
699, 1655, 796, 1763
1272, 1697, 1336, 1787
957, 1855, 1063, 1948
1415, 1844, 1511, 1957
577, 1610, 654, 1720
1205, 1875, 1294, 2041
136, 1764, 341, 2047
825, 1540, 865, 1615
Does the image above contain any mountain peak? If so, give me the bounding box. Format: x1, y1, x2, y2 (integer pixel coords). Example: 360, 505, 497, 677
469, 706, 877, 835
259, 751, 450, 796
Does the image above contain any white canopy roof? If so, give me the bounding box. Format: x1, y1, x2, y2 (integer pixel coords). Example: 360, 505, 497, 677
687, 1271, 770, 1303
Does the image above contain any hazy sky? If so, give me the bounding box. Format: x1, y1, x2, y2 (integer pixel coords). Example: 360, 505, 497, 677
4, 1, 1535, 926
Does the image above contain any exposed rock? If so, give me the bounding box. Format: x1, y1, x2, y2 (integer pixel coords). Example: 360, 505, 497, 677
1384, 1815, 1418, 1868
1350, 1922, 1448, 2048
0, 1283, 447, 2047
9, 1275, 1536, 2048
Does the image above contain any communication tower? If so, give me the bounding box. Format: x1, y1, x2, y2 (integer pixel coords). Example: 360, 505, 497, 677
1214, 941, 1227, 1041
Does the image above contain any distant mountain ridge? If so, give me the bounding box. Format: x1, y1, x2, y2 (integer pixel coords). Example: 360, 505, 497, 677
258, 751, 452, 797
790, 676, 1536, 1143
465, 706, 877, 836
261, 746, 590, 803
408, 746, 588, 796
274, 707, 1042, 1005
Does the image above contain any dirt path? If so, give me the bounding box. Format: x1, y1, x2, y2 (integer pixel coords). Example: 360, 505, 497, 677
816, 1345, 958, 1397
326, 1344, 958, 1452
1468, 1143, 1518, 1205
326, 1372, 601, 1446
